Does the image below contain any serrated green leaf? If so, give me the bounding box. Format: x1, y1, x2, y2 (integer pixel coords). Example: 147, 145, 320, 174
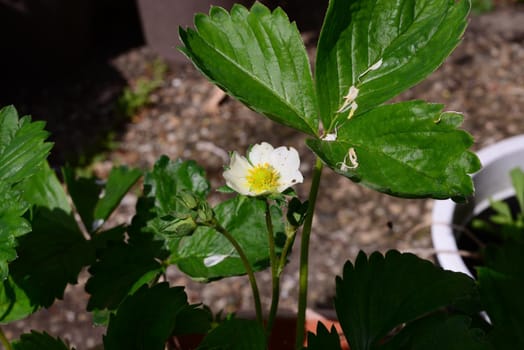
0, 184, 31, 280
478, 267, 524, 348
305, 323, 343, 350
104, 283, 189, 350
197, 318, 267, 350
179, 2, 318, 135
63, 166, 142, 233
145, 156, 210, 216
0, 105, 19, 152
21, 162, 71, 214
170, 196, 285, 281
7, 163, 91, 307
86, 241, 163, 311
478, 242, 524, 348
0, 107, 54, 280
335, 250, 479, 350
0, 166, 59, 319
8, 206, 92, 307
315, 0, 470, 129
0, 105, 53, 184
94, 166, 142, 225
12, 331, 74, 350
0, 275, 37, 323
62, 166, 102, 233
90, 225, 127, 254
125, 157, 212, 258
173, 304, 213, 336
307, 101, 480, 200
380, 313, 491, 350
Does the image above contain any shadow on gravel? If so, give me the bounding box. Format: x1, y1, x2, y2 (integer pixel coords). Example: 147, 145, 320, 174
0, 0, 144, 167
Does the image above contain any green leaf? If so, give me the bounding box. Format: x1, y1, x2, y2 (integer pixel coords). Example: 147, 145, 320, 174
126, 157, 212, 258
173, 304, 213, 336
315, 0, 470, 129
0, 184, 31, 280
305, 323, 343, 350
335, 250, 479, 350
62, 166, 102, 232
307, 101, 480, 200
94, 166, 142, 225
170, 196, 285, 281
197, 318, 267, 350
12, 331, 74, 350
104, 283, 189, 350
478, 242, 524, 348
381, 313, 491, 350
179, 2, 318, 135
478, 268, 524, 348
85, 241, 163, 311
63, 166, 142, 233
145, 156, 210, 216
0, 163, 88, 309
9, 206, 92, 307
7, 164, 91, 307
0, 105, 53, 184
0, 275, 37, 323
21, 162, 71, 214
0, 107, 53, 279
90, 225, 127, 253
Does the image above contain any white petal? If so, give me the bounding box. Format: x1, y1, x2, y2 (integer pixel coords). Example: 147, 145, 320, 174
247, 142, 274, 166
223, 152, 252, 195
269, 146, 303, 191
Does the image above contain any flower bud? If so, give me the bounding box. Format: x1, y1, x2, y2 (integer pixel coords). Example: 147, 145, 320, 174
177, 190, 199, 210
197, 202, 215, 224
167, 215, 197, 237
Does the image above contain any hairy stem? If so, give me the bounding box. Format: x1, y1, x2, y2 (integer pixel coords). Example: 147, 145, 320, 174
295, 157, 323, 349
265, 200, 279, 339
0, 327, 12, 350
214, 223, 264, 326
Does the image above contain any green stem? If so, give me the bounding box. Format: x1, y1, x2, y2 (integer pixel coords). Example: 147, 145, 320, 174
0, 327, 12, 350
265, 200, 279, 339
214, 223, 264, 326
277, 227, 296, 276
295, 157, 324, 349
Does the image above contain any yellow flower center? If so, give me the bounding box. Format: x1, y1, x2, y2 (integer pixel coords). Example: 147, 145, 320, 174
246, 163, 280, 194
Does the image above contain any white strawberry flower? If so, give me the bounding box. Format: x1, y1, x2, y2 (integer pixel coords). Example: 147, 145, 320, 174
223, 142, 303, 196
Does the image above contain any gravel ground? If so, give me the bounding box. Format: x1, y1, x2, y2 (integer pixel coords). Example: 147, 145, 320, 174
2, 3, 524, 349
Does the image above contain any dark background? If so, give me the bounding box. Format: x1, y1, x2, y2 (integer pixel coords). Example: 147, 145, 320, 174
0, 0, 327, 166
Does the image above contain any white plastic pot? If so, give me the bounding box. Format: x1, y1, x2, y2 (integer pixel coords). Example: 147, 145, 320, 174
431, 134, 524, 277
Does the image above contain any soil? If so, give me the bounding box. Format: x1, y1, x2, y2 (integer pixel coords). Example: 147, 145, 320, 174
1, 3, 524, 349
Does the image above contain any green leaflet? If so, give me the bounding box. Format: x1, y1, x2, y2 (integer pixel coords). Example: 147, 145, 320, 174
63, 166, 142, 233
0, 185, 30, 280
335, 251, 484, 350
86, 241, 163, 311
316, 0, 470, 130
12, 331, 73, 350
308, 101, 480, 201
179, 2, 319, 135
104, 283, 190, 350
170, 196, 285, 281
0, 275, 37, 323
0, 105, 52, 184
197, 318, 267, 350
0, 106, 53, 280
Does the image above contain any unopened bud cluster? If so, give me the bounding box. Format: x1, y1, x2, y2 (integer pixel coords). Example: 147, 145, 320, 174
169, 190, 216, 237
